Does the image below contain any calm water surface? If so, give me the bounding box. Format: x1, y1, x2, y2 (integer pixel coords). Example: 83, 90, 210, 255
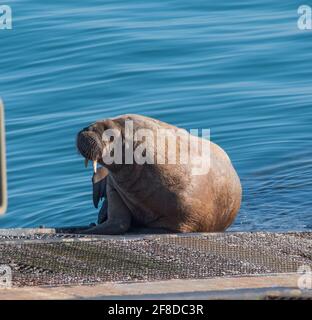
1, 1, 311, 230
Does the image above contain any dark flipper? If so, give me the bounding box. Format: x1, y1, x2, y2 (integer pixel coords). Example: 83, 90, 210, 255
81, 188, 132, 235
92, 167, 108, 208
97, 199, 108, 224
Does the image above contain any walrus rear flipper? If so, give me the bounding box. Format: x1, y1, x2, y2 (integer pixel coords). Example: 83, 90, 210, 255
92, 167, 108, 208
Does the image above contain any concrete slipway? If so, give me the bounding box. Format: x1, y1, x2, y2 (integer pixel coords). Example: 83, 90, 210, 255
0, 228, 311, 299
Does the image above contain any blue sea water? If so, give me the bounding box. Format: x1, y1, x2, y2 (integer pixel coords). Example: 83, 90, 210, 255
0, 1, 311, 231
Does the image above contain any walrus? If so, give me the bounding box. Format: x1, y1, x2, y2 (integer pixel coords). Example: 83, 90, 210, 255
76, 114, 242, 234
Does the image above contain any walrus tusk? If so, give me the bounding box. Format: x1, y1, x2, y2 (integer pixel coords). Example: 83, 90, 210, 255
93, 160, 97, 173
84, 159, 89, 168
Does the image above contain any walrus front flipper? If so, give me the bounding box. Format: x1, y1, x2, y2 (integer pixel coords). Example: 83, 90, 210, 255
81, 189, 132, 235
92, 167, 108, 208
97, 199, 108, 224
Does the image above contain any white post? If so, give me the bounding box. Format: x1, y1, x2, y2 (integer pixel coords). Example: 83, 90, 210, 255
0, 100, 7, 215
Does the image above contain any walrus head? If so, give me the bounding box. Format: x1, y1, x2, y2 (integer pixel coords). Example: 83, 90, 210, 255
76, 122, 107, 173
76, 119, 124, 173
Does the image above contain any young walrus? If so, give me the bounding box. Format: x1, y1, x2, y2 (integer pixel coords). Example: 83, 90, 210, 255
76, 114, 242, 234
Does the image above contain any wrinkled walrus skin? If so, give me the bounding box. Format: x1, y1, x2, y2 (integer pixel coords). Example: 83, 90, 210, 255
76, 114, 242, 235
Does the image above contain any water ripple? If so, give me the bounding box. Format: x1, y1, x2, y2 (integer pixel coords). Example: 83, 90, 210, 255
0, 1, 311, 230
